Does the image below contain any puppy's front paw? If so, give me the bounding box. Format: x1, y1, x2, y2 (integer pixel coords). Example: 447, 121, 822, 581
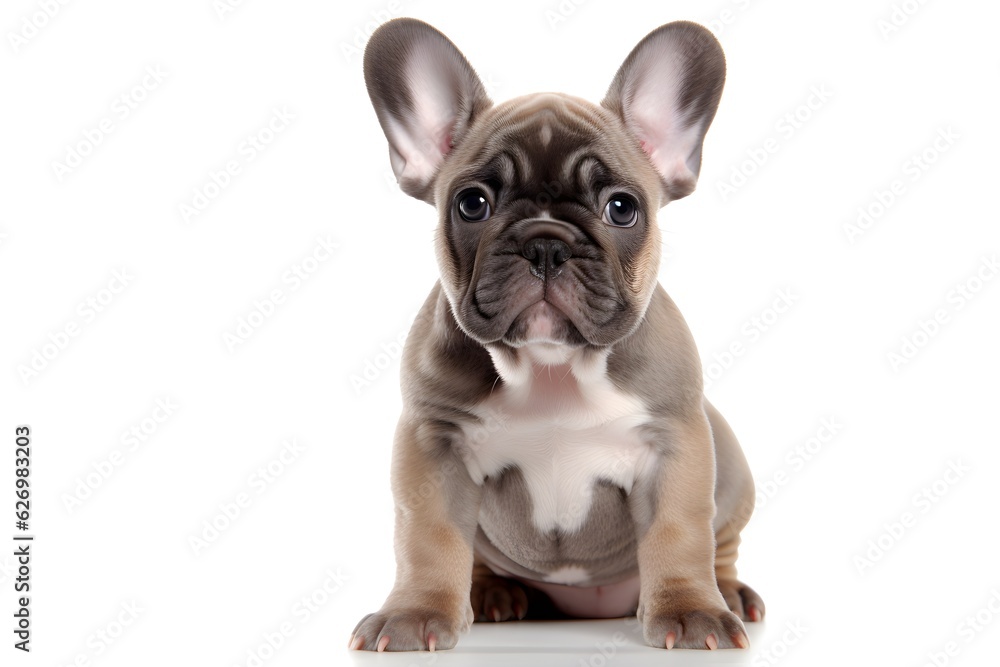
349, 604, 471, 652
640, 596, 748, 649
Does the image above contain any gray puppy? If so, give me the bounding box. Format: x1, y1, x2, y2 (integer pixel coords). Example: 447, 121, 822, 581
351, 18, 764, 652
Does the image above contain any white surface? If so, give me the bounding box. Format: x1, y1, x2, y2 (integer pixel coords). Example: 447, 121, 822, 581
347, 619, 771, 666
1, 0, 999, 665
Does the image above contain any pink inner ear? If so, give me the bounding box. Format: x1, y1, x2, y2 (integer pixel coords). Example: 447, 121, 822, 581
639, 139, 650, 154
442, 132, 453, 155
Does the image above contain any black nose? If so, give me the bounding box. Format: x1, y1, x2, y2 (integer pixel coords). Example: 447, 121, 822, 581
522, 237, 572, 280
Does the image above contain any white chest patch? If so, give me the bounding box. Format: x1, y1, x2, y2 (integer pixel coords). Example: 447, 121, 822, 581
461, 346, 656, 534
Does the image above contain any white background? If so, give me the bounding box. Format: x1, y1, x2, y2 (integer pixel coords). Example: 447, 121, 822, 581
1, 0, 998, 665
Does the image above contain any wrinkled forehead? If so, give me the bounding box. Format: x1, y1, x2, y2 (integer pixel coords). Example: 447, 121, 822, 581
439, 93, 659, 202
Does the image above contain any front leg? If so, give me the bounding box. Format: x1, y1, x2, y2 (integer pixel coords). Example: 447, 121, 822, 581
350, 415, 481, 651
633, 409, 748, 650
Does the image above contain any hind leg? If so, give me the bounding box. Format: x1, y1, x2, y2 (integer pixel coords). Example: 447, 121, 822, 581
470, 558, 566, 622
715, 523, 766, 622
706, 399, 766, 623
471, 559, 528, 622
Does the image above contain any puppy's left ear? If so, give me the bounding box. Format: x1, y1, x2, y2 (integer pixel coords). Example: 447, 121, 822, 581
364, 18, 492, 204
602, 21, 725, 203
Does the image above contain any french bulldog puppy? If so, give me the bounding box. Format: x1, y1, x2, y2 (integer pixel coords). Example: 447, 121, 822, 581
351, 17, 764, 652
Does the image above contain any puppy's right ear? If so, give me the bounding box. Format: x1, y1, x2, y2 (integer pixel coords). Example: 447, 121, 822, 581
364, 18, 492, 204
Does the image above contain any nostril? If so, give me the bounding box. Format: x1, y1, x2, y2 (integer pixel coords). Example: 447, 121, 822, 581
551, 241, 571, 267
522, 239, 541, 263
523, 239, 546, 280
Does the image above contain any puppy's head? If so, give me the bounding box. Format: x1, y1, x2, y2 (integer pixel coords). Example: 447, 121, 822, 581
364, 19, 724, 349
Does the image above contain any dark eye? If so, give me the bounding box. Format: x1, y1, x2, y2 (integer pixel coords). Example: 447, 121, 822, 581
604, 195, 638, 227
457, 189, 491, 222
